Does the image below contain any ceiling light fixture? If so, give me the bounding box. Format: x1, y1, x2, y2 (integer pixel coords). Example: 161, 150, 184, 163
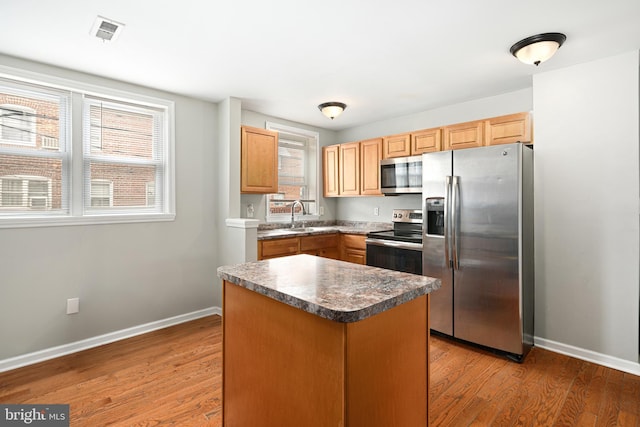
510, 33, 566, 66
318, 102, 347, 120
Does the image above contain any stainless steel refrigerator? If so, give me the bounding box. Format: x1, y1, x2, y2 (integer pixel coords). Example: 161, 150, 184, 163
422, 142, 534, 361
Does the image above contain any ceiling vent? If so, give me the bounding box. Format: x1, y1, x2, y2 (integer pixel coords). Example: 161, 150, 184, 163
90, 16, 125, 42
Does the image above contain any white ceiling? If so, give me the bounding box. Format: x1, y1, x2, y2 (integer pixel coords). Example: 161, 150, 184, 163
1, 1, 639, 130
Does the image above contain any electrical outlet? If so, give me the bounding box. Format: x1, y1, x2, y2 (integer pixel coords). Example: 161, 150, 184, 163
247, 203, 254, 218
319, 206, 324, 216
374, 207, 379, 216
67, 298, 79, 315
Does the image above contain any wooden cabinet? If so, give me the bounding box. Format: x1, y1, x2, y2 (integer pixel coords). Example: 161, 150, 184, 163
383, 128, 442, 158
359, 138, 382, 196
341, 234, 367, 265
241, 126, 278, 194
382, 133, 411, 159
323, 138, 382, 197
443, 120, 484, 151
485, 112, 532, 146
411, 127, 442, 154
259, 234, 340, 261
339, 142, 360, 196
322, 145, 340, 197
258, 237, 299, 260
300, 234, 340, 259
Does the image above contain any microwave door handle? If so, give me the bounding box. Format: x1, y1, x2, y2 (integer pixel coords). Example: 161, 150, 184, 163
452, 176, 460, 270
444, 176, 452, 269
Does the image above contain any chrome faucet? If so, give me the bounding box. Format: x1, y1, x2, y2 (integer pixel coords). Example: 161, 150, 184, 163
291, 200, 307, 228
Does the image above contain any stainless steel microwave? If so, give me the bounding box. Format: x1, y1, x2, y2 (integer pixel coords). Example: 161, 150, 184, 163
380, 155, 422, 195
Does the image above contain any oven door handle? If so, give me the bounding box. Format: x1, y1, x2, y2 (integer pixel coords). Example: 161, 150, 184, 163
365, 238, 423, 251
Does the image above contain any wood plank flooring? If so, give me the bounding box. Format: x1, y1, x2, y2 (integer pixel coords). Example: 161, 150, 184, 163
0, 315, 638, 426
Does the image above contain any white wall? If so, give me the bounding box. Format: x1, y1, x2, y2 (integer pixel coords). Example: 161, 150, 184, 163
335, 89, 533, 221
0, 55, 219, 361
533, 51, 640, 362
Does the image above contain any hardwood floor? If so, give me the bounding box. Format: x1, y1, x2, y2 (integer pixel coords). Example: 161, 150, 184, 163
0, 315, 638, 426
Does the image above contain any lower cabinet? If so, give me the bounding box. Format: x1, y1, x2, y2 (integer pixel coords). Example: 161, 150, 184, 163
258, 233, 366, 264
340, 234, 367, 265
259, 234, 340, 261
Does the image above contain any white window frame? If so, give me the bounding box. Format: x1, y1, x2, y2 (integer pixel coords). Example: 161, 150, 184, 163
0, 175, 52, 210
0, 104, 37, 146
90, 179, 113, 207
264, 121, 319, 223
0, 64, 175, 229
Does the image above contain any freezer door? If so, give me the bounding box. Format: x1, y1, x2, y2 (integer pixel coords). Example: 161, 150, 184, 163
422, 150, 453, 336
452, 143, 523, 354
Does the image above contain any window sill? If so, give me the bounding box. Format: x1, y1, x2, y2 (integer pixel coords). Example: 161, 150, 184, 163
0, 213, 176, 229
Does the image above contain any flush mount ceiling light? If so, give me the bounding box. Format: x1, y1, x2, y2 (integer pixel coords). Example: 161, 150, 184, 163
318, 102, 347, 120
90, 16, 125, 42
510, 33, 566, 66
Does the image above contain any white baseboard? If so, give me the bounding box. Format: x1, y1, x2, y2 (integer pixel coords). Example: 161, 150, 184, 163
535, 336, 640, 376
0, 306, 221, 373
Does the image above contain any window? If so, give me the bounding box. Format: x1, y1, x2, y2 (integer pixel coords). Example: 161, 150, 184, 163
0, 70, 174, 227
0, 104, 37, 145
0, 176, 51, 209
83, 97, 166, 214
90, 179, 112, 207
264, 122, 319, 221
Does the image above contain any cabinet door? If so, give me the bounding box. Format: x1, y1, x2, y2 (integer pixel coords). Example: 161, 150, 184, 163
339, 142, 360, 196
443, 120, 484, 151
241, 126, 278, 193
300, 234, 340, 259
411, 128, 441, 154
323, 145, 340, 197
341, 234, 366, 264
259, 238, 299, 260
485, 112, 532, 146
360, 138, 382, 196
382, 133, 411, 159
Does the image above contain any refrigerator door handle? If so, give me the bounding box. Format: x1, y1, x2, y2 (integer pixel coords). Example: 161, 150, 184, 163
444, 176, 452, 268
452, 175, 460, 270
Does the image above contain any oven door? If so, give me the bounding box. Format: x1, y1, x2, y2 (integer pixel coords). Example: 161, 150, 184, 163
365, 238, 423, 275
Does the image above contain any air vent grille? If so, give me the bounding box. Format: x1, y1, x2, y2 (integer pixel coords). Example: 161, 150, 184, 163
91, 16, 124, 42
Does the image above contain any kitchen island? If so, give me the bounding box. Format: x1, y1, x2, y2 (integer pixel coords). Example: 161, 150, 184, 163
217, 254, 440, 427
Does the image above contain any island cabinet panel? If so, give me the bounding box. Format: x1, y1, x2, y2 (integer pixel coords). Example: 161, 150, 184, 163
222, 280, 430, 427
223, 282, 345, 427
346, 295, 429, 426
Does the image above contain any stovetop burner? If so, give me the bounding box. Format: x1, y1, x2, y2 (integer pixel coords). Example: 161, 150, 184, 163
367, 209, 423, 244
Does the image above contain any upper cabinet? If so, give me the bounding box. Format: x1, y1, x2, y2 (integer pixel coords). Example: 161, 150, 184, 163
383, 127, 442, 159
323, 138, 383, 198
411, 127, 442, 155
360, 138, 383, 196
241, 126, 278, 194
382, 133, 411, 159
485, 112, 532, 146
443, 120, 484, 151
322, 145, 340, 197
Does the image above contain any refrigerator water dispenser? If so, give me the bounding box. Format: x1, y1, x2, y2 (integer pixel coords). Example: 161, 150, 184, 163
425, 198, 445, 236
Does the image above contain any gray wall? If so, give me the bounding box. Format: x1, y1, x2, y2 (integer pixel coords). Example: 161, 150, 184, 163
533, 51, 639, 362
0, 55, 219, 360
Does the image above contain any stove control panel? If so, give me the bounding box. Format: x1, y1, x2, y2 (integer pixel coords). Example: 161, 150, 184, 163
392, 209, 423, 224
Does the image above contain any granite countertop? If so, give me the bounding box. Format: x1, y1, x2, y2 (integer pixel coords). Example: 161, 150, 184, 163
257, 223, 392, 240
217, 254, 440, 323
